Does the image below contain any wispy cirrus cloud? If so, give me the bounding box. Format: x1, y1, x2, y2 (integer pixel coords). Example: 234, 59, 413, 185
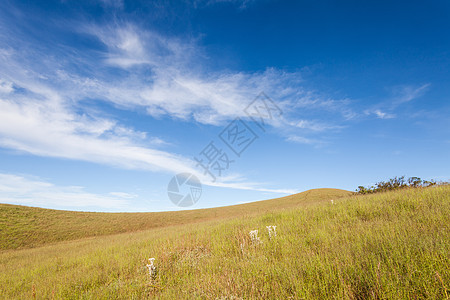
208, 178, 299, 194
0, 82, 196, 174
288, 119, 344, 131
286, 135, 325, 146
364, 109, 396, 119
364, 83, 431, 120
83, 23, 350, 127
0, 71, 296, 194
0, 173, 131, 210
0, 12, 348, 196
0, 79, 14, 94
374, 109, 395, 119
391, 83, 430, 106
0, 74, 293, 193
98, 0, 124, 9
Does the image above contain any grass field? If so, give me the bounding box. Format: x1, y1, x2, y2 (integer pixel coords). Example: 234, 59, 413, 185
0, 188, 350, 250
0, 186, 449, 299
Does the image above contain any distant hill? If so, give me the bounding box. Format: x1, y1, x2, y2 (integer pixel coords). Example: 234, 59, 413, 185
1, 186, 448, 299
0, 188, 351, 250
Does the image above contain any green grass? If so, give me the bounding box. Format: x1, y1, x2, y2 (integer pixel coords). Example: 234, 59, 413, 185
0, 186, 449, 299
0, 188, 350, 250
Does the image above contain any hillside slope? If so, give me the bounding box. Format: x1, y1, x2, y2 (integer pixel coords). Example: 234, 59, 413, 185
0, 186, 448, 299
0, 188, 350, 250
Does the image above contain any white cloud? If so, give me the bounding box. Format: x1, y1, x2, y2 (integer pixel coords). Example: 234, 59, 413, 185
288, 119, 343, 131
362, 83, 430, 120
0, 82, 292, 194
286, 135, 323, 145
0, 93, 196, 175
97, 0, 124, 9
365, 109, 396, 119
0, 19, 348, 197
392, 83, 430, 105
108, 191, 137, 198
0, 173, 130, 210
2, 22, 349, 132
374, 109, 395, 119
209, 180, 299, 194
83, 24, 322, 126
0, 79, 13, 94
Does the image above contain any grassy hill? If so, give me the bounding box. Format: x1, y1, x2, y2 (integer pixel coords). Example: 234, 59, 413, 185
0, 188, 350, 250
0, 186, 449, 299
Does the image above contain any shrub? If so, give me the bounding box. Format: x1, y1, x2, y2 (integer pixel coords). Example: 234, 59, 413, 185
355, 176, 443, 194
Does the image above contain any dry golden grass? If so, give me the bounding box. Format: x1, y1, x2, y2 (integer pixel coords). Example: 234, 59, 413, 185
1, 186, 448, 299
0, 188, 350, 250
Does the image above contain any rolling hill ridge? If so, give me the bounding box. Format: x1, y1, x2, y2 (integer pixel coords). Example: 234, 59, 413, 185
0, 186, 448, 299
0, 188, 351, 250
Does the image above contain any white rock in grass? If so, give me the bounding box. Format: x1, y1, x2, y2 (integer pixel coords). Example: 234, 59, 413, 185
146, 258, 157, 279
266, 225, 277, 239
249, 230, 262, 244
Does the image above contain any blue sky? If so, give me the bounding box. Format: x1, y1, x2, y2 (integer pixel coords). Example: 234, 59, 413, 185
0, 0, 449, 212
